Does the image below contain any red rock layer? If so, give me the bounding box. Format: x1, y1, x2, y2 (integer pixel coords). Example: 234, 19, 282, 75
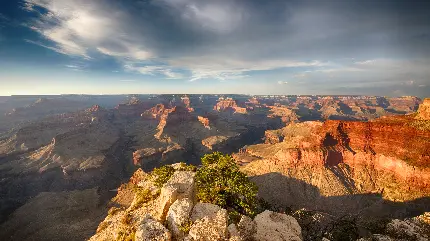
237, 115, 430, 202
214, 98, 247, 114
197, 116, 210, 128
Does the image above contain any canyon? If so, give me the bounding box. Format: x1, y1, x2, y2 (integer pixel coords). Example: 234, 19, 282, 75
0, 94, 427, 240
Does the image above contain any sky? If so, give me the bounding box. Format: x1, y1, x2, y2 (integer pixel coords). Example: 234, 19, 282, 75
0, 0, 429, 96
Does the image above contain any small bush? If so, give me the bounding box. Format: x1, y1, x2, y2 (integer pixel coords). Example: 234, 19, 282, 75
177, 162, 197, 172
151, 165, 175, 188
195, 152, 258, 217
228, 210, 242, 224
130, 187, 159, 210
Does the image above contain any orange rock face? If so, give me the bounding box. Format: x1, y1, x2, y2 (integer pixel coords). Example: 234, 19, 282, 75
236, 114, 430, 203
141, 104, 167, 119
267, 105, 298, 123
214, 98, 247, 114
198, 116, 210, 129
416, 98, 430, 120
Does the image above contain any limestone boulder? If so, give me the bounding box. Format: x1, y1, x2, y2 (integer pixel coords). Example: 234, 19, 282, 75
190, 203, 223, 222
156, 171, 196, 221
164, 171, 196, 200
156, 185, 179, 222
386, 218, 429, 241
228, 215, 257, 241
253, 210, 302, 241
188, 205, 228, 241
135, 215, 171, 241
167, 198, 194, 239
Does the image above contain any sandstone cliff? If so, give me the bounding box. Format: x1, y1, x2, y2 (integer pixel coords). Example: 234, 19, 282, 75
214, 98, 247, 114
234, 113, 430, 218
416, 98, 430, 120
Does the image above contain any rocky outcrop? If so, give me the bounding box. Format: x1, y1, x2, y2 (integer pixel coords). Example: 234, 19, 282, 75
142, 104, 168, 119
89, 167, 303, 241
201, 135, 229, 150
358, 212, 430, 241
416, 98, 430, 120
235, 114, 430, 214
253, 210, 302, 241
198, 116, 210, 129
214, 98, 247, 114
154, 106, 193, 139
188, 206, 229, 241
167, 198, 194, 239
135, 215, 172, 241
115, 97, 155, 117
228, 215, 256, 241
267, 105, 298, 123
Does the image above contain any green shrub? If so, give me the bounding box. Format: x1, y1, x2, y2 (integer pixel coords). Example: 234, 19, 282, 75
228, 210, 242, 224
195, 152, 258, 217
130, 187, 159, 210
151, 165, 175, 188
177, 162, 197, 172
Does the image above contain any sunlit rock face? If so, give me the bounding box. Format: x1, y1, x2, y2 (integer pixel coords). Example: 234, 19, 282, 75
214, 97, 247, 114
88, 167, 304, 241
416, 98, 430, 120
234, 113, 430, 217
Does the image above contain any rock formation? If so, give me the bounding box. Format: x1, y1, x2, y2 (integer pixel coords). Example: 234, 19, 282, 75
214, 97, 247, 114
416, 98, 430, 120
234, 113, 430, 218
89, 166, 303, 241
197, 116, 210, 129
267, 105, 298, 123
0, 94, 426, 240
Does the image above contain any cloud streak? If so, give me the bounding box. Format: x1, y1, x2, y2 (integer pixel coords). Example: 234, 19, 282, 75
20, 0, 430, 96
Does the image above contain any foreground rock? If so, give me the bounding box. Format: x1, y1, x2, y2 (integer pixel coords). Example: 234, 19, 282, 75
89, 167, 303, 241
135, 215, 171, 241
228, 215, 256, 241
253, 210, 302, 241
358, 212, 430, 241
188, 207, 228, 241
167, 198, 193, 239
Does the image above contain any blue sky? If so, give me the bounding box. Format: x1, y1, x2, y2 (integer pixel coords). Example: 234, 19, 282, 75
0, 0, 429, 96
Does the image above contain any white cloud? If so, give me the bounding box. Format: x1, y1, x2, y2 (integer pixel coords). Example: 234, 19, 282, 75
355, 60, 376, 65
159, 0, 245, 34
21, 0, 334, 82
23, 0, 430, 92
124, 65, 183, 79
170, 57, 326, 81
277, 81, 288, 85
24, 0, 151, 61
